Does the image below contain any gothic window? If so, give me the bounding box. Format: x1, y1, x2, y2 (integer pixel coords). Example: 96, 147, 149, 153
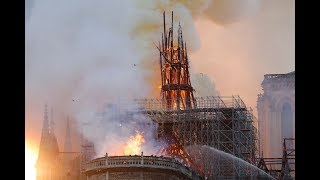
281, 102, 294, 139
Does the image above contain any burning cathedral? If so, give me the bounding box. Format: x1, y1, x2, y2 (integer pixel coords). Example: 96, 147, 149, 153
36, 12, 277, 180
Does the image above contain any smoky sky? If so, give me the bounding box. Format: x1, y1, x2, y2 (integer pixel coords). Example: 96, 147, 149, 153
26, 0, 294, 153
190, 0, 294, 116
25, 0, 33, 20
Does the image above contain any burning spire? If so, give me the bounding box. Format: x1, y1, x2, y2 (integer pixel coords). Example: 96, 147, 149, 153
157, 11, 197, 110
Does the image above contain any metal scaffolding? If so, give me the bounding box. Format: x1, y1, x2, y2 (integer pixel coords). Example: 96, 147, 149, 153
102, 96, 260, 179
133, 96, 260, 179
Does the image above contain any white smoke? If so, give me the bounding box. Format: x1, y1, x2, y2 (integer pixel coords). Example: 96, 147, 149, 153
191, 73, 220, 97
77, 102, 160, 157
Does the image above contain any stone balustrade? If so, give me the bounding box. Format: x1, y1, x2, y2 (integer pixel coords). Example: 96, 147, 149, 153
85, 153, 193, 178
264, 73, 295, 80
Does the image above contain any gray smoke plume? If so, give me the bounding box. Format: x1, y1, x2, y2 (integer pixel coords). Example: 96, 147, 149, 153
204, 0, 262, 25
78, 102, 161, 157
191, 73, 220, 97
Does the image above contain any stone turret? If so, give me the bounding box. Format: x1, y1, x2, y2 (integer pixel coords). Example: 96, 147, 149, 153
36, 104, 60, 180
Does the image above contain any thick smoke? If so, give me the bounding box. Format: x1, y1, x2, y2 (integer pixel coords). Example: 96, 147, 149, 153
79, 102, 161, 157
204, 0, 262, 25
190, 0, 294, 116
25, 0, 34, 21
191, 73, 220, 97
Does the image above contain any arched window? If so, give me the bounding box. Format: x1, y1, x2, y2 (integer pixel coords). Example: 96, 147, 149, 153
281, 102, 294, 139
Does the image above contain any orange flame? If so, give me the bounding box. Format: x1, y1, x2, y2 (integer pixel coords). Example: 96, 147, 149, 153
123, 131, 145, 155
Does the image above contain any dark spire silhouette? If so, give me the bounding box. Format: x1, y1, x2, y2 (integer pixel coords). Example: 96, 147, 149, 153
64, 117, 72, 152
49, 108, 55, 134
36, 104, 60, 180
42, 104, 49, 135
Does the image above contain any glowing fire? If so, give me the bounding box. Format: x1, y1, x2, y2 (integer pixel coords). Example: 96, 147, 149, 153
25, 141, 38, 180
123, 131, 145, 155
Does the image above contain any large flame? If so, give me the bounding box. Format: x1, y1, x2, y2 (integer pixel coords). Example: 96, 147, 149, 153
123, 131, 145, 155
25, 141, 38, 180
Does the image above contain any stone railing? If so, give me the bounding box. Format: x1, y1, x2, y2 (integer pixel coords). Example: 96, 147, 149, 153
264, 73, 295, 80
262, 73, 295, 91
85, 153, 193, 178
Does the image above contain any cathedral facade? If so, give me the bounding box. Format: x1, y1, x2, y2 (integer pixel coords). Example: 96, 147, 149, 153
257, 71, 295, 158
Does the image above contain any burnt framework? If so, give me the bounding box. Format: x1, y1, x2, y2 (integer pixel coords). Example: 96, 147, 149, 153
156, 11, 196, 110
